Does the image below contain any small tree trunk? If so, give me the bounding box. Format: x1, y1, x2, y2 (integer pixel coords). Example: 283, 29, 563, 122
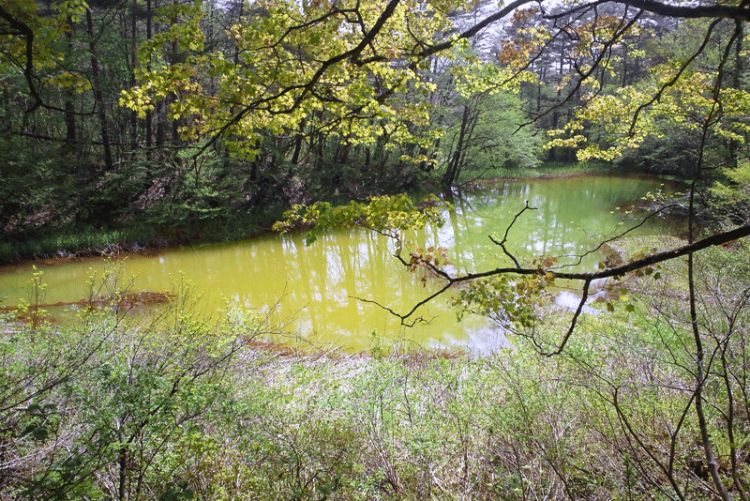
233, 0, 244, 65
729, 21, 743, 167
291, 135, 304, 165
339, 143, 350, 165
63, 18, 77, 160
145, 0, 153, 159
86, 8, 114, 170
130, 0, 138, 152
443, 103, 470, 188
169, 36, 179, 145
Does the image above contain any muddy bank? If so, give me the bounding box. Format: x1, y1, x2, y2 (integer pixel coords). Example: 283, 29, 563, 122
0, 291, 175, 313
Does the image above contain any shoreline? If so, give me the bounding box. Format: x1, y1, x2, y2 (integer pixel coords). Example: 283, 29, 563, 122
0, 168, 682, 269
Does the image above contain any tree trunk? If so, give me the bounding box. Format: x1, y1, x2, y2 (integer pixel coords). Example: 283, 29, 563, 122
291, 121, 305, 165
130, 0, 138, 152
155, 1, 168, 150
729, 21, 744, 167
536, 66, 545, 113
170, 37, 179, 145
86, 8, 114, 171
338, 142, 350, 164
233, 0, 244, 65
443, 103, 470, 188
145, 0, 153, 159
63, 18, 77, 160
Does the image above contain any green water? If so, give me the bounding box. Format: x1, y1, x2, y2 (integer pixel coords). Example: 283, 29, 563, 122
0, 175, 679, 354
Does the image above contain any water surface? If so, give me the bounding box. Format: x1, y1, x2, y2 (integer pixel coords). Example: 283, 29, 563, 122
0, 175, 679, 354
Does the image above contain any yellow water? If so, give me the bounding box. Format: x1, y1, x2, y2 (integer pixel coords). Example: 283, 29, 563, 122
0, 175, 679, 354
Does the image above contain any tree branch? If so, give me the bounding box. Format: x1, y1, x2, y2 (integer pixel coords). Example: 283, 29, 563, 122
382, 224, 750, 326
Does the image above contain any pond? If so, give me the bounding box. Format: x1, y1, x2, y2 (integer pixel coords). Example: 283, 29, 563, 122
0, 175, 681, 354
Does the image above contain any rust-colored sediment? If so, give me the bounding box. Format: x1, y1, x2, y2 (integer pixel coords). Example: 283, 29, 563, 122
0, 291, 174, 315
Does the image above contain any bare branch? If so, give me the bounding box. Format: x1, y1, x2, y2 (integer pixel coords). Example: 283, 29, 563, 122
555, 203, 680, 269
541, 278, 592, 356
489, 200, 538, 269
374, 224, 750, 329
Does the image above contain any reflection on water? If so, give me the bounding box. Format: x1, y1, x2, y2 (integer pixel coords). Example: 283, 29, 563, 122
0, 175, 679, 354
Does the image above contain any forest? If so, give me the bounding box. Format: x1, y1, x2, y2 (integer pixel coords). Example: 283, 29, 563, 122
1, 0, 749, 498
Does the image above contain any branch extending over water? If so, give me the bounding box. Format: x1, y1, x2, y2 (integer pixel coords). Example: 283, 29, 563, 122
388, 224, 750, 327
489, 200, 537, 269
554, 203, 680, 269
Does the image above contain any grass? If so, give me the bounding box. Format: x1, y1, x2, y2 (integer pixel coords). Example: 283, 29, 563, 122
0, 229, 141, 264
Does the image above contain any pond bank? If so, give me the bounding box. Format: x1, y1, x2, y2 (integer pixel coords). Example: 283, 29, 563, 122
0, 164, 674, 268
0, 175, 681, 353
0, 217, 275, 268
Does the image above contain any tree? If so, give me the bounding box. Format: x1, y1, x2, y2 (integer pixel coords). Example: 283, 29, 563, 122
266, 2, 749, 498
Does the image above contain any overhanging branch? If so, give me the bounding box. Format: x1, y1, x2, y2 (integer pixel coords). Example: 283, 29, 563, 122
384, 224, 750, 325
